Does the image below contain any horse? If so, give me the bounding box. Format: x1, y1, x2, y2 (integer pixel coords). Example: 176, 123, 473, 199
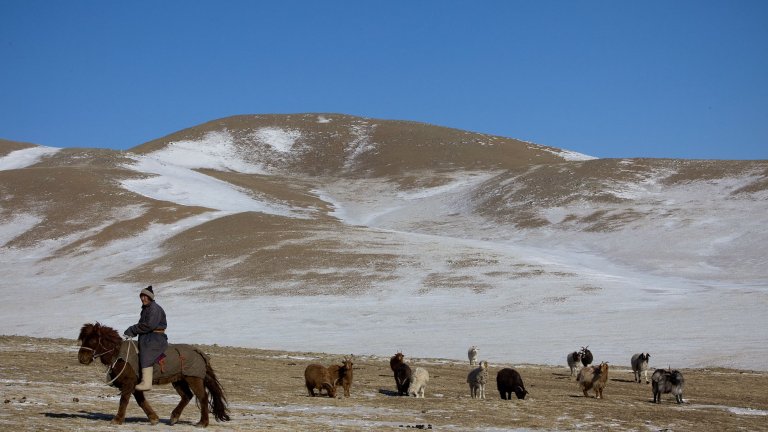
77, 322, 230, 427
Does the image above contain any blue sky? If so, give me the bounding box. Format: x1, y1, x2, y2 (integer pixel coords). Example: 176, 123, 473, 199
1, 1, 766, 159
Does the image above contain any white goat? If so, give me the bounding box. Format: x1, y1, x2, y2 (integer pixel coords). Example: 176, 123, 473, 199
468, 346, 479, 366
631, 352, 651, 384
407, 367, 429, 398
467, 360, 489, 399
566, 351, 582, 377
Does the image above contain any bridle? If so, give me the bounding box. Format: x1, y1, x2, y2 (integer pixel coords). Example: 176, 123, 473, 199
79, 336, 115, 361
79, 336, 134, 385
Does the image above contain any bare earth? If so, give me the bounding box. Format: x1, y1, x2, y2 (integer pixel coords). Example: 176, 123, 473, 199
1, 336, 767, 431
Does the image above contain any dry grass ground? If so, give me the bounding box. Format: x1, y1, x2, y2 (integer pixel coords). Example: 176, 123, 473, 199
2, 336, 767, 431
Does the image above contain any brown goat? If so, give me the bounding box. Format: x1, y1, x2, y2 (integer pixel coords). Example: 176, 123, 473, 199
328, 356, 354, 397
304, 364, 337, 398
577, 362, 609, 398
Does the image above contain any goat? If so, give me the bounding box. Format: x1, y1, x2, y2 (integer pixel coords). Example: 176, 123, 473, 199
566, 351, 582, 376
496, 368, 528, 400
390, 352, 404, 372
304, 364, 337, 398
580, 346, 593, 367
468, 346, 479, 366
407, 367, 429, 398
328, 355, 354, 397
577, 362, 609, 398
467, 360, 489, 399
652, 368, 685, 404
390, 352, 412, 396
631, 352, 651, 384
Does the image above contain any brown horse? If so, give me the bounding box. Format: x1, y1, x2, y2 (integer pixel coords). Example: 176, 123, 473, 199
77, 322, 230, 427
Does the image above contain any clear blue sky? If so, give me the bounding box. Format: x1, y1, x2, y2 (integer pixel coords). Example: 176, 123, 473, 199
1, 1, 766, 159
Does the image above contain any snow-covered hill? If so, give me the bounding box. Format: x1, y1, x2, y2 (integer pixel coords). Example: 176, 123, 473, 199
1, 115, 766, 371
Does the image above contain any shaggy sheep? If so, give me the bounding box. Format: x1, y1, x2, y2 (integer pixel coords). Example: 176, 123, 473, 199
577, 362, 609, 399
580, 346, 593, 367
468, 346, 479, 366
496, 367, 528, 400
304, 364, 337, 398
652, 368, 685, 404
566, 351, 582, 376
407, 367, 429, 398
390, 352, 412, 396
328, 356, 354, 397
467, 360, 489, 399
631, 352, 651, 384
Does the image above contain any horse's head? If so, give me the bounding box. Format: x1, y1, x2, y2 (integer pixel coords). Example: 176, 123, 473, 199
77, 322, 120, 365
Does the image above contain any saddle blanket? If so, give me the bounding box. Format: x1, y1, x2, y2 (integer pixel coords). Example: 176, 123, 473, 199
117, 341, 209, 382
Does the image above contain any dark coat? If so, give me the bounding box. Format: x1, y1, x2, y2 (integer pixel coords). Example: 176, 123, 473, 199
124, 301, 168, 368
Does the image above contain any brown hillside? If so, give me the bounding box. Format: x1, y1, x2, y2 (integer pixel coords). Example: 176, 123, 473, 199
0, 138, 39, 157
129, 114, 564, 177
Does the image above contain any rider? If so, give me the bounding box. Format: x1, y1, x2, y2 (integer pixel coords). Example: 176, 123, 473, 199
123, 285, 168, 391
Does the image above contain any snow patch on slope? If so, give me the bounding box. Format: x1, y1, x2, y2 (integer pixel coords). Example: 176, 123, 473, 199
252, 127, 302, 153
539, 146, 597, 161
120, 155, 301, 216
0, 146, 61, 170
151, 131, 265, 173
343, 123, 377, 170
0, 214, 43, 244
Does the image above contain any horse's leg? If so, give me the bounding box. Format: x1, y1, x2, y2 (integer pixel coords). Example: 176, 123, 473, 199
111, 387, 132, 425
188, 377, 210, 427
170, 380, 193, 426
132, 390, 160, 425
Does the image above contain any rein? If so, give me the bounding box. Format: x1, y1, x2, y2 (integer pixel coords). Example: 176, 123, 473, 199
79, 335, 135, 386
105, 340, 135, 386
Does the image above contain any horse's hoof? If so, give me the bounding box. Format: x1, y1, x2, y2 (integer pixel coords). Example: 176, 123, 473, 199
111, 418, 123, 425
169, 416, 179, 425
149, 417, 159, 425
195, 421, 209, 428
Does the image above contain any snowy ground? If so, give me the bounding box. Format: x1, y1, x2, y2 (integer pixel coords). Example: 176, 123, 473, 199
1, 143, 766, 372
2, 336, 767, 432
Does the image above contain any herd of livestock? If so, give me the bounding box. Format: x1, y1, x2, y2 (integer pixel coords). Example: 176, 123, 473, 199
304, 346, 685, 404
75, 323, 690, 428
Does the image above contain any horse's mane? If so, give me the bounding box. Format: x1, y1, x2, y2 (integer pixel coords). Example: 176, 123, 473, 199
78, 322, 122, 347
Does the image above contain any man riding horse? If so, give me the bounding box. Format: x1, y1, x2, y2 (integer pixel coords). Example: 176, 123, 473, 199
124, 285, 167, 391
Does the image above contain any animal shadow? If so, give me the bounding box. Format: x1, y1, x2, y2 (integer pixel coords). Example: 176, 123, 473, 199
552, 372, 574, 380
378, 389, 401, 397
43, 411, 190, 426
44, 411, 153, 424
610, 378, 636, 383
44, 411, 112, 422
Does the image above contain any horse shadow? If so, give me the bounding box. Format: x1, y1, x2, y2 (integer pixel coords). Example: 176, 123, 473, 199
43, 411, 111, 422
43, 411, 195, 426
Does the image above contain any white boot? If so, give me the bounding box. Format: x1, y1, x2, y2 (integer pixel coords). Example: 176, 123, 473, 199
136, 367, 154, 391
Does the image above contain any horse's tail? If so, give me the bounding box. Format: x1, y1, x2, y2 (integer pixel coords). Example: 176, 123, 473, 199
203, 358, 230, 422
